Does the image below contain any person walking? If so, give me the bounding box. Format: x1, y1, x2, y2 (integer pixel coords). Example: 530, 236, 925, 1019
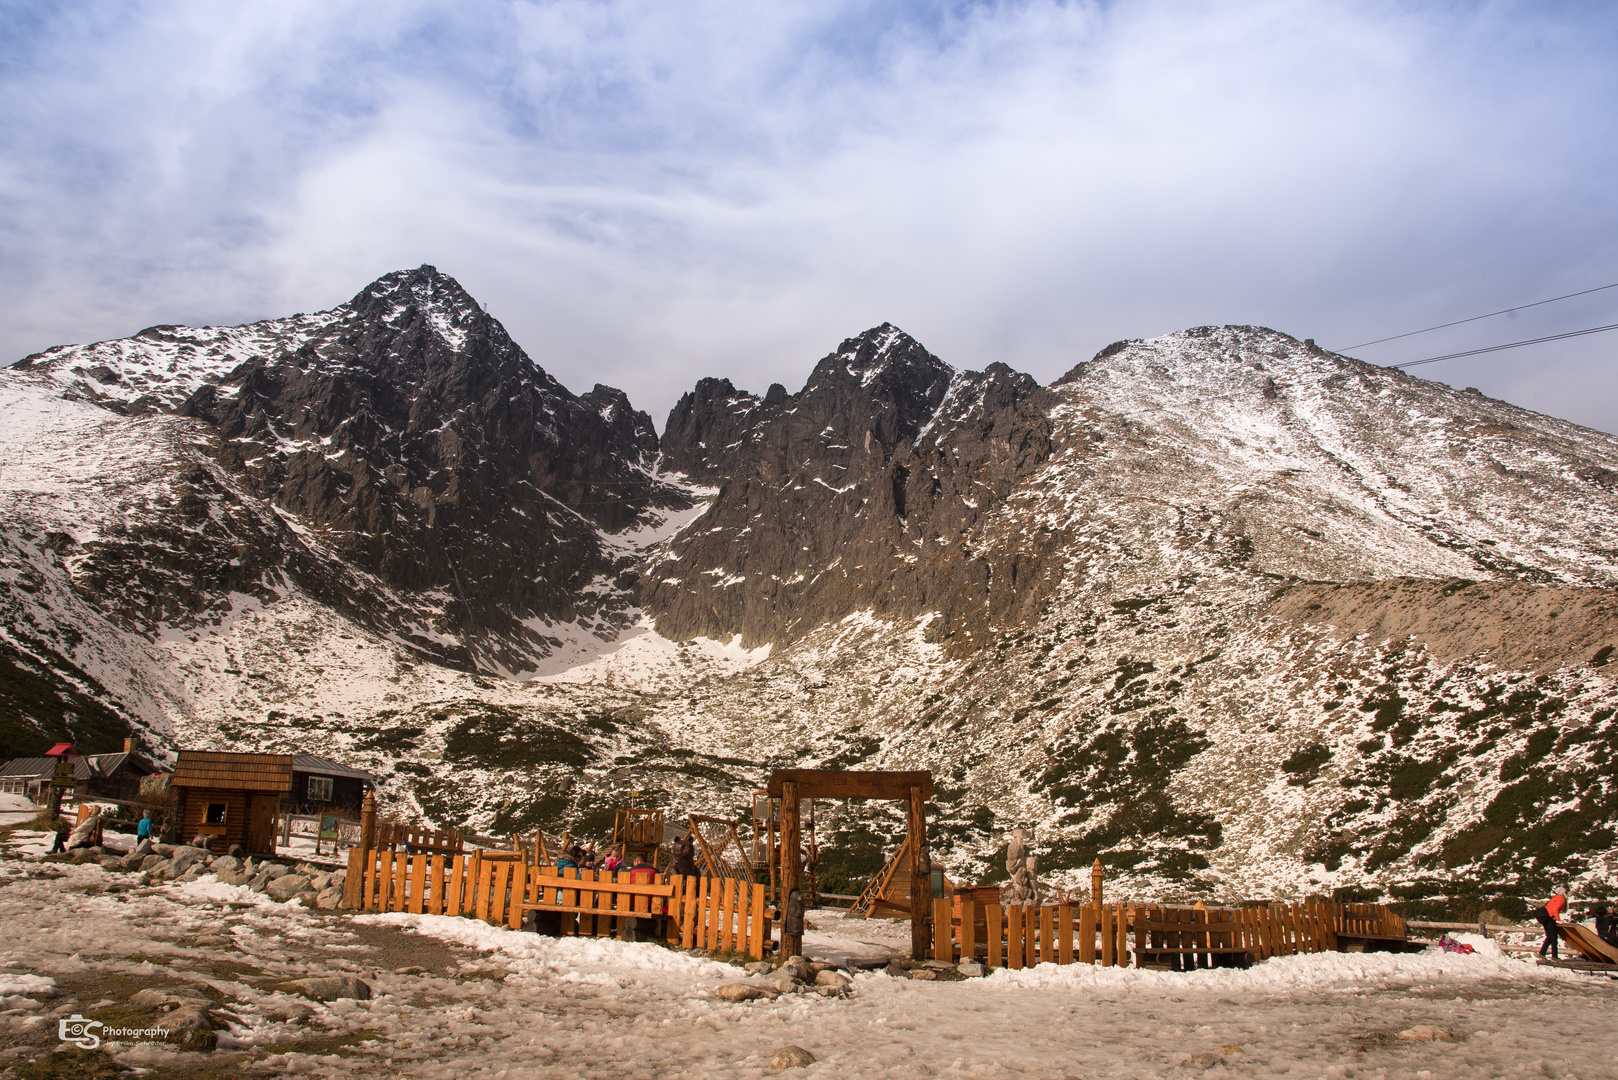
1535, 887, 1568, 960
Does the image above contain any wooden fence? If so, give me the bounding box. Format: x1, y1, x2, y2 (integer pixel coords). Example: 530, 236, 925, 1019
342, 847, 773, 959
932, 898, 1408, 969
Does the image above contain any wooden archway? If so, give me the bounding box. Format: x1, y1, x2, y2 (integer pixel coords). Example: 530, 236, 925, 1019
766, 769, 934, 960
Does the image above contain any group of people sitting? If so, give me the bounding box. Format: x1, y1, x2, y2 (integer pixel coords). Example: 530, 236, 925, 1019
554, 843, 656, 879
552, 833, 703, 880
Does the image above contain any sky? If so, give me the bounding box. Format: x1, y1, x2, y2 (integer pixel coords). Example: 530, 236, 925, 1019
3, 1, 1617, 434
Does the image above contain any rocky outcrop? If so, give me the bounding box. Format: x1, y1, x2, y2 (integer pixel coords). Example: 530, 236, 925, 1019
13, 265, 689, 677
645, 324, 1055, 646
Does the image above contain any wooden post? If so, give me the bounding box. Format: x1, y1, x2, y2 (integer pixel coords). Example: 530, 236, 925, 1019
909, 784, 928, 961
780, 781, 802, 957
1091, 858, 1104, 910
359, 790, 376, 854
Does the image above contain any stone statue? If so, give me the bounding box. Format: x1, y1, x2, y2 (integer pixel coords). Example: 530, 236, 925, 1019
1000, 829, 1041, 906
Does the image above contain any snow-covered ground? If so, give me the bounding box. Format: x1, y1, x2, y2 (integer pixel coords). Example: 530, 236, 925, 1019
0, 838, 1614, 1079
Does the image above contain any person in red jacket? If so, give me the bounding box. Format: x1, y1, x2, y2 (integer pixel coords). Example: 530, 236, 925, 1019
1535, 887, 1568, 960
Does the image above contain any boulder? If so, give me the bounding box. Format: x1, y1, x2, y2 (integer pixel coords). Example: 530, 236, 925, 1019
781, 956, 812, 981
210, 856, 242, 875
140, 854, 167, 873
265, 874, 312, 901
293, 976, 371, 1002
769, 1045, 816, 1068
98, 856, 124, 871
1396, 1026, 1457, 1043
120, 850, 147, 871
168, 847, 206, 878
330, 869, 346, 887
258, 999, 314, 1022
813, 970, 850, 988
883, 961, 910, 978
163, 1004, 217, 1050
262, 864, 291, 880
908, 968, 938, 981
743, 961, 774, 976
309, 873, 332, 892
215, 869, 248, 887
767, 970, 800, 994
957, 962, 985, 978
714, 982, 768, 1002
129, 987, 212, 1010
152, 843, 177, 858
314, 887, 343, 910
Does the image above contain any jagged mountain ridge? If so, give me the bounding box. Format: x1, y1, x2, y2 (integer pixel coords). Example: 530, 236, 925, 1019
10, 266, 691, 680
4, 271, 1618, 911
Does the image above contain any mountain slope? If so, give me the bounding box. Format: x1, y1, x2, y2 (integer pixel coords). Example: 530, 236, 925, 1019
9, 266, 691, 681
6, 286, 1617, 913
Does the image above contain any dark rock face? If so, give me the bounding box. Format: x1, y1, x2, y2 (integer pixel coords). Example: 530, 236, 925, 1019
645, 324, 1056, 646
170, 266, 687, 672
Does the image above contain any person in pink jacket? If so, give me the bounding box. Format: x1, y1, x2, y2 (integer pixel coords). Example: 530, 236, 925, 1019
1535, 887, 1568, 960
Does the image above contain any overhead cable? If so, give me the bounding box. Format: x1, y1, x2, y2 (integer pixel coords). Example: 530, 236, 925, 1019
1343, 280, 1618, 351
1392, 321, 1618, 369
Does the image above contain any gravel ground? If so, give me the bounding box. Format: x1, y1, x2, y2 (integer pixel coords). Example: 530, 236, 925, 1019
0, 837, 1614, 1079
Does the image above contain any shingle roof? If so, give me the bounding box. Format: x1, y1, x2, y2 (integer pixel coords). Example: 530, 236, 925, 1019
172, 751, 295, 792
2, 753, 160, 781
292, 754, 375, 784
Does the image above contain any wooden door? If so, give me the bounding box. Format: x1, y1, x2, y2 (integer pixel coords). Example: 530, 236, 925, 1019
248, 795, 279, 854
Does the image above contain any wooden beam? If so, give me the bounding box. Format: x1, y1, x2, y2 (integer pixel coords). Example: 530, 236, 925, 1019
780, 780, 802, 957
909, 784, 928, 961
766, 769, 933, 801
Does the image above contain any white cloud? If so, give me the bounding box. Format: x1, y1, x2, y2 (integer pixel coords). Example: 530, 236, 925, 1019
3, 0, 1617, 431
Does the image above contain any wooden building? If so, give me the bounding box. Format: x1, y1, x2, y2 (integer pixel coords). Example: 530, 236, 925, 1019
0, 740, 159, 803
172, 751, 293, 854
290, 754, 375, 817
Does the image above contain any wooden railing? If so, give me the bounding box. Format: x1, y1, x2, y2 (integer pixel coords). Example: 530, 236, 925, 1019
374, 819, 464, 855
342, 847, 773, 959
933, 897, 1407, 968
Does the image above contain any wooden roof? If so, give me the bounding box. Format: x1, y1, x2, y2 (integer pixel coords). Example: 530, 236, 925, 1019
172, 751, 294, 793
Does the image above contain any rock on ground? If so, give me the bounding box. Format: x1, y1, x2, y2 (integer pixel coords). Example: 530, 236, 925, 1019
769, 1045, 816, 1068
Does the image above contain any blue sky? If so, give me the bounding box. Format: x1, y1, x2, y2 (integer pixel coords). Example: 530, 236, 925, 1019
4, 1, 1617, 433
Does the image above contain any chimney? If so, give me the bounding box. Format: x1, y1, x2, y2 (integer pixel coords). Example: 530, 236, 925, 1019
123, 738, 135, 754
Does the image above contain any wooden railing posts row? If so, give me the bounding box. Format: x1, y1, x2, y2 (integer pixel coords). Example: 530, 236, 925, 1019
928, 897, 1406, 969
341, 846, 773, 959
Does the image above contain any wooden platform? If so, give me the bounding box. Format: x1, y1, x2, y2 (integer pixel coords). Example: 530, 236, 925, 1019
1538, 957, 1618, 975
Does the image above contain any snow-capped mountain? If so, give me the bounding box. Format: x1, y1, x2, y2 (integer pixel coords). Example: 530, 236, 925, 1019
4, 272, 1616, 914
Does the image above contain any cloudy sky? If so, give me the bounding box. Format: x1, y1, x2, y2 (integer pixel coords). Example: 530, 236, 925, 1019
3, 1, 1617, 433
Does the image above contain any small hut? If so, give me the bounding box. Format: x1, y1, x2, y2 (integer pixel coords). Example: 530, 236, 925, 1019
172, 751, 294, 854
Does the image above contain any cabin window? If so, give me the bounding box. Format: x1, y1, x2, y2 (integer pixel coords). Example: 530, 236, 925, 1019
204, 803, 227, 825
307, 776, 333, 802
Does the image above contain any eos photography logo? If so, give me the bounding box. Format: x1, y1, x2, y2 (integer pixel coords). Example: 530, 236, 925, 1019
58, 1014, 100, 1050
58, 1014, 171, 1049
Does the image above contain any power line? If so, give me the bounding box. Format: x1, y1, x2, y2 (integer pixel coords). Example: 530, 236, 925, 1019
1342, 280, 1618, 351
1391, 320, 1618, 369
